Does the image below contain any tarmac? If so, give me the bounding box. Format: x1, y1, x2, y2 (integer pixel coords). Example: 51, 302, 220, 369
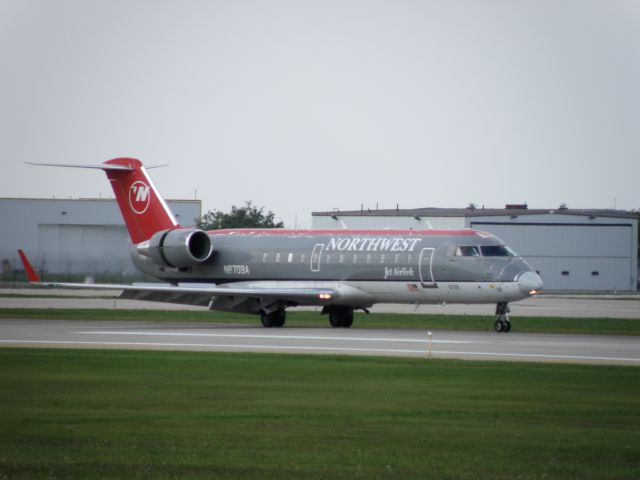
1, 288, 639, 365
1, 319, 639, 365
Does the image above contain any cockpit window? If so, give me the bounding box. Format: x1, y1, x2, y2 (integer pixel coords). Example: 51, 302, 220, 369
480, 245, 516, 257
455, 246, 481, 257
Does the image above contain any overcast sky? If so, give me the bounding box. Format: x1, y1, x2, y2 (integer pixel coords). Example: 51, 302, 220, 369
1, 0, 639, 227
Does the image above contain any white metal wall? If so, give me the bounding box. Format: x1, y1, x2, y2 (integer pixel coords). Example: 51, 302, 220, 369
0, 198, 201, 278
470, 221, 637, 291
37, 224, 134, 275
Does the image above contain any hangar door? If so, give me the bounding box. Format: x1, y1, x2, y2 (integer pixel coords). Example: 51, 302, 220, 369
471, 222, 634, 291
38, 224, 135, 275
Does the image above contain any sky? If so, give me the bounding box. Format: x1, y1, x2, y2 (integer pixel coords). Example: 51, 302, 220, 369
1, 0, 639, 228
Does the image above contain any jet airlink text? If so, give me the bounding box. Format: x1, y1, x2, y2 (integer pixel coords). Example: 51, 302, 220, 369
325, 237, 422, 252
384, 266, 415, 279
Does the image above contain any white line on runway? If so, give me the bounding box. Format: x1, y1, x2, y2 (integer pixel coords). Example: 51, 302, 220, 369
73, 331, 473, 344
0, 339, 426, 354
1, 339, 639, 363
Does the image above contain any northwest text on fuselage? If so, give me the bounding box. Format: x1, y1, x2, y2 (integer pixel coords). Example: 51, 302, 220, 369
325, 237, 422, 253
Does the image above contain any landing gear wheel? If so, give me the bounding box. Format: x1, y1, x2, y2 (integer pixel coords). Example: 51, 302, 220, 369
494, 317, 511, 333
329, 308, 354, 328
341, 313, 353, 328
260, 312, 273, 328
494, 303, 512, 333
260, 311, 273, 328
272, 309, 286, 328
261, 308, 286, 328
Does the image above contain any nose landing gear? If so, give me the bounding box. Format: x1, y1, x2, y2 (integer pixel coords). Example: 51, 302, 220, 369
494, 302, 511, 333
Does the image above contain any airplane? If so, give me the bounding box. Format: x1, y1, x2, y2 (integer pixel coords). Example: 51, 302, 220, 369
28, 158, 543, 332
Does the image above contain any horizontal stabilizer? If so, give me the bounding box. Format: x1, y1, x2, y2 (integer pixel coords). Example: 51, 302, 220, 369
26, 161, 134, 171
27, 162, 167, 171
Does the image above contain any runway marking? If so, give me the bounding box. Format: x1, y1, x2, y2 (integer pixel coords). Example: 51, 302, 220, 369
1, 339, 639, 363
0, 339, 427, 355
73, 331, 473, 344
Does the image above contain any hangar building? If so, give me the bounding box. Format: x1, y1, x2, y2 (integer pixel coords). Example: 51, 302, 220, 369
0, 197, 201, 281
312, 206, 640, 292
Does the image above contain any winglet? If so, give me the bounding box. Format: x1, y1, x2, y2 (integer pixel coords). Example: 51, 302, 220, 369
17, 249, 41, 283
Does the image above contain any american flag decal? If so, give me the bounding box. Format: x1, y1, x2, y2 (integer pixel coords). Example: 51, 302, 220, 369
407, 283, 419, 292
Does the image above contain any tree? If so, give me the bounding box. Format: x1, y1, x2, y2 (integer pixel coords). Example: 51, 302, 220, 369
197, 201, 284, 230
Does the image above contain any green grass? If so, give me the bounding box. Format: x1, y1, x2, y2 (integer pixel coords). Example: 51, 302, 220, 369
1, 307, 640, 336
0, 348, 639, 479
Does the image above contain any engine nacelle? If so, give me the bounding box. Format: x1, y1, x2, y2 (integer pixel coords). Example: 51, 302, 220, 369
138, 229, 214, 268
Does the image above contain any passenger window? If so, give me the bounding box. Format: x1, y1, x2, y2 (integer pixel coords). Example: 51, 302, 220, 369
455, 246, 481, 257
275, 253, 281, 263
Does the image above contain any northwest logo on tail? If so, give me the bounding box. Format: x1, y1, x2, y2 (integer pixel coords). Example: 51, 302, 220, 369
129, 181, 151, 214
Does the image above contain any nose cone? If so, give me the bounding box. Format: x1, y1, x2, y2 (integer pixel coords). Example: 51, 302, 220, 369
518, 271, 544, 296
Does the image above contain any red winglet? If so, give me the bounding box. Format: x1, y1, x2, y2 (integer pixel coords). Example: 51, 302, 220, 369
17, 249, 41, 283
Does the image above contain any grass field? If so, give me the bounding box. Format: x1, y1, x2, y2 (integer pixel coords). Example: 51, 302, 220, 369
1, 348, 639, 479
2, 307, 640, 336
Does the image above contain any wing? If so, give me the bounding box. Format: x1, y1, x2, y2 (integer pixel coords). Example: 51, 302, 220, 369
32, 281, 340, 312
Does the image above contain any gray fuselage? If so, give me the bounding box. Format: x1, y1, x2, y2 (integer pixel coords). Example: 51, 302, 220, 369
130, 228, 542, 308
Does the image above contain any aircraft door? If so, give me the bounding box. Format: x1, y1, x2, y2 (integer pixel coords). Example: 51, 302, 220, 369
311, 244, 323, 272
419, 247, 436, 287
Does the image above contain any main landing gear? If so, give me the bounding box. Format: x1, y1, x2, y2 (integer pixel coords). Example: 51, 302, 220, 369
494, 302, 512, 333
260, 307, 286, 328
324, 307, 354, 328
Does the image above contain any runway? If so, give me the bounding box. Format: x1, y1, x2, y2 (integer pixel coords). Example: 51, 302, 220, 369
1, 319, 639, 365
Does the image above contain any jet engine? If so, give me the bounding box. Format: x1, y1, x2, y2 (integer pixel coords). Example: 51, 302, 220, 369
137, 228, 214, 268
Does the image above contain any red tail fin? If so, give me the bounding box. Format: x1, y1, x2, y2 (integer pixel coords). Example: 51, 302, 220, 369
17, 249, 41, 282
102, 158, 179, 243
